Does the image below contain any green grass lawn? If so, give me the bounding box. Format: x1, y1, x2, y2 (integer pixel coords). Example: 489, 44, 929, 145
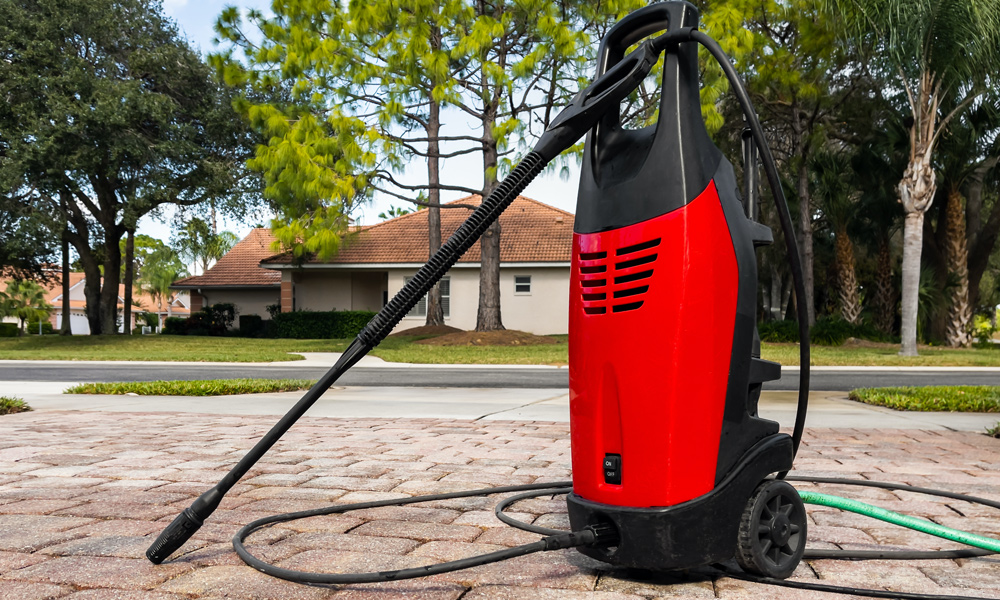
0, 334, 998, 366
65, 379, 316, 396
849, 386, 1000, 412
0, 335, 345, 362
761, 342, 1000, 367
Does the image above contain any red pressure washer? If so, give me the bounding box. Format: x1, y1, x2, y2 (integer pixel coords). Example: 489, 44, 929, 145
146, 3, 1000, 597
565, 2, 804, 578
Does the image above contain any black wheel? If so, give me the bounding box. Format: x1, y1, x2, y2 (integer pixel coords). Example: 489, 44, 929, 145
735, 479, 807, 579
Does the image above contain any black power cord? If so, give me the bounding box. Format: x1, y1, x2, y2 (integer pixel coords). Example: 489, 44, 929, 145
231, 476, 998, 598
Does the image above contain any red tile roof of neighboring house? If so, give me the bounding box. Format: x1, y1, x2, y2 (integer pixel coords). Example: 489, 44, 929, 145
173, 228, 282, 288
261, 196, 575, 266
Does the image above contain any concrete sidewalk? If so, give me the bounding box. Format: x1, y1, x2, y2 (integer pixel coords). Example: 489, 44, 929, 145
1, 410, 1000, 599
4, 352, 1000, 370
5, 382, 999, 431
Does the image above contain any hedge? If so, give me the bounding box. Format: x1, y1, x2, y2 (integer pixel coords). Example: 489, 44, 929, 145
757, 317, 897, 346
162, 303, 237, 336
272, 310, 376, 339
0, 323, 18, 337
27, 321, 54, 335
239, 314, 265, 337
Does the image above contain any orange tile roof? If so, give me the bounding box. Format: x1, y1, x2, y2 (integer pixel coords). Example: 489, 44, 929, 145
262, 196, 575, 266
173, 228, 282, 288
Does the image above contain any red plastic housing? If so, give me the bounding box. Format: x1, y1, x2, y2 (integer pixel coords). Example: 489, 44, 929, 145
569, 180, 739, 508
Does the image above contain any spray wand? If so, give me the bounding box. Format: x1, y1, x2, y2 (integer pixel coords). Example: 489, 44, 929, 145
146, 26, 701, 565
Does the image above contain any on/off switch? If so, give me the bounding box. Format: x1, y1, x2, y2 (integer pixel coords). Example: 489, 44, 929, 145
603, 454, 622, 485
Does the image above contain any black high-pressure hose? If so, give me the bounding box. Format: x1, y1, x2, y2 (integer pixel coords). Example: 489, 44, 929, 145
146, 27, 670, 566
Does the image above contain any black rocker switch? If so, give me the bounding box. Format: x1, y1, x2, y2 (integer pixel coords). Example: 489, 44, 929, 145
603, 454, 622, 485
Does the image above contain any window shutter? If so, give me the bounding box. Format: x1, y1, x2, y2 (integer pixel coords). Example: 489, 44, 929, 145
440, 278, 450, 318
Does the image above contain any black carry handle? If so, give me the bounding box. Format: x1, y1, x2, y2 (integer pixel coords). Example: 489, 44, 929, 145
594, 3, 697, 130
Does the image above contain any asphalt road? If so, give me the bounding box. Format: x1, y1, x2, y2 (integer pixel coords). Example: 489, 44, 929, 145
0, 363, 997, 390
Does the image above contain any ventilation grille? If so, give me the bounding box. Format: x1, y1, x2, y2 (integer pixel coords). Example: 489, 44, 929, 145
579, 238, 660, 314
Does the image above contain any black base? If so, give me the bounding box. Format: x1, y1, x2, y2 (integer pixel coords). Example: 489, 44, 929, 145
566, 433, 794, 571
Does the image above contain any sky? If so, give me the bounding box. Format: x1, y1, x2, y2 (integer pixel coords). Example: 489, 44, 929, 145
140, 0, 583, 258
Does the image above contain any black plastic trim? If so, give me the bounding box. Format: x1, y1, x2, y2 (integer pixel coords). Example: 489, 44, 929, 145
567, 434, 793, 570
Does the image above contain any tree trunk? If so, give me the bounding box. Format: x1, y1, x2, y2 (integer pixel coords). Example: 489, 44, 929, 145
943, 189, 971, 347
424, 93, 444, 327
476, 105, 503, 332
872, 237, 895, 336
60, 236, 72, 335
770, 265, 783, 321
796, 161, 815, 326
834, 227, 861, 325
73, 243, 103, 336
123, 228, 135, 335
99, 225, 124, 335
899, 210, 926, 355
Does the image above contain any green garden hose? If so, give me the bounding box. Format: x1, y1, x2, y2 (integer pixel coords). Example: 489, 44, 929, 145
799, 491, 1000, 553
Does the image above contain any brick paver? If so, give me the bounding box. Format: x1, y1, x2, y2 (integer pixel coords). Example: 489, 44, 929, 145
1, 411, 999, 599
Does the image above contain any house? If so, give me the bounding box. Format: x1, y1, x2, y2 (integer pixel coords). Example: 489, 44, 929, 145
171, 227, 282, 318
1, 270, 190, 334
173, 196, 574, 335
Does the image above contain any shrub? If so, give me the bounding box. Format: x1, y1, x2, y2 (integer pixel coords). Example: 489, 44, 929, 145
0, 396, 31, 415
810, 317, 895, 346
973, 315, 997, 348
163, 317, 187, 335
272, 310, 376, 339
266, 303, 281, 319
810, 317, 856, 346
758, 320, 799, 343
161, 303, 237, 336
239, 314, 264, 337
26, 320, 54, 335
0, 323, 18, 337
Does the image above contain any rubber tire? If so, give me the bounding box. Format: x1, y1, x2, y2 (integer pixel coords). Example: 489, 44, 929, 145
735, 479, 807, 579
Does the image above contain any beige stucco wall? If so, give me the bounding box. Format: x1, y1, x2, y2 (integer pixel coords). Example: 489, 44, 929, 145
201, 288, 280, 320
387, 266, 569, 335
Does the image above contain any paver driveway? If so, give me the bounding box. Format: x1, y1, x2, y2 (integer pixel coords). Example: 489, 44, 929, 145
1, 410, 999, 599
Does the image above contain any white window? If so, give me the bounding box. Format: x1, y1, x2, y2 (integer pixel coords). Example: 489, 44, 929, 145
514, 275, 531, 295
405, 276, 450, 317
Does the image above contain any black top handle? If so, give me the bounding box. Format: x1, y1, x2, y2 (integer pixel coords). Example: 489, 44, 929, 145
595, 2, 699, 130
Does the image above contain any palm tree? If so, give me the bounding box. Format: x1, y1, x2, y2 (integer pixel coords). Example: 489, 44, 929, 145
0, 280, 52, 336
172, 218, 239, 274
826, 0, 1000, 355
927, 95, 1000, 347
139, 247, 188, 326
851, 124, 907, 336
813, 151, 862, 324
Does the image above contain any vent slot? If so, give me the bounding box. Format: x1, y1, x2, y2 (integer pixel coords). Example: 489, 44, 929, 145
616, 238, 661, 256
613, 285, 648, 299
580, 251, 607, 261
581, 279, 607, 288
582, 292, 607, 301
580, 265, 607, 274
615, 254, 657, 270
614, 270, 653, 285
584, 306, 607, 315
613, 301, 644, 313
